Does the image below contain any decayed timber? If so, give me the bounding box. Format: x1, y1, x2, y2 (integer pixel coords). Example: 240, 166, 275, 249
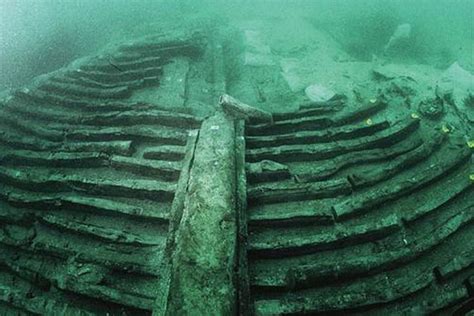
219, 94, 273, 124
245, 93, 473, 315
0, 20, 472, 316
0, 27, 208, 315
164, 112, 238, 315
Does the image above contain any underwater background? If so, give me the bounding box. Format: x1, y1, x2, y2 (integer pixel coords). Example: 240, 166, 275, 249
1, 0, 473, 92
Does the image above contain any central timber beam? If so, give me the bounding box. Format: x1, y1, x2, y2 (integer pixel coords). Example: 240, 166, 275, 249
154, 95, 266, 315
158, 111, 239, 315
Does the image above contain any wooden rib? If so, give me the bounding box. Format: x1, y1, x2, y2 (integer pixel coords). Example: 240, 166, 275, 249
38, 81, 132, 99
332, 144, 471, 220
246, 120, 390, 148
0, 167, 176, 202
0, 130, 134, 155
67, 66, 163, 84
247, 100, 386, 136
80, 56, 165, 73
248, 178, 352, 205
1, 185, 170, 223
246, 117, 419, 163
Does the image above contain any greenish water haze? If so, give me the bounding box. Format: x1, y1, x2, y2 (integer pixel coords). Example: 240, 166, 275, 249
0, 1, 473, 314
0, 0, 472, 91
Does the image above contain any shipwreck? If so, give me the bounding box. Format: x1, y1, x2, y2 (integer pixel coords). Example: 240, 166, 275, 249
0, 20, 473, 315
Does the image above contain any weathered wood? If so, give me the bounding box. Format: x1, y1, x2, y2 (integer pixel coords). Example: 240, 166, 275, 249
39, 81, 132, 99
142, 145, 186, 161
293, 134, 423, 182
0, 150, 109, 168
248, 178, 352, 205
39, 214, 163, 246
251, 211, 474, 289
63, 126, 187, 145
348, 131, 445, 188
68, 66, 163, 84
246, 120, 390, 148
247, 100, 386, 136
246, 118, 419, 163
164, 112, 238, 315
249, 214, 400, 258
333, 144, 471, 220
110, 155, 181, 181
246, 160, 292, 184
219, 94, 273, 124
153, 130, 199, 316
0, 166, 176, 202
0, 130, 134, 154
235, 120, 251, 316
80, 56, 165, 73
1, 187, 170, 223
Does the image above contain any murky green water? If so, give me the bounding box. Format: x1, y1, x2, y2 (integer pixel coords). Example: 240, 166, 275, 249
1, 0, 472, 92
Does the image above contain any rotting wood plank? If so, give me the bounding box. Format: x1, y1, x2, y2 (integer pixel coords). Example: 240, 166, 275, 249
163, 112, 238, 315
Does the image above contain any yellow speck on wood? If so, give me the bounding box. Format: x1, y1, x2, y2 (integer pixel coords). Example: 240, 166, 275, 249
411, 113, 420, 119
470, 174, 474, 181
441, 124, 450, 133
366, 118, 373, 125
369, 98, 377, 104
467, 140, 474, 148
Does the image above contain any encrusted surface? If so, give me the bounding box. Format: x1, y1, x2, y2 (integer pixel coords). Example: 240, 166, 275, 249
245, 97, 473, 315
0, 17, 472, 316
0, 29, 204, 315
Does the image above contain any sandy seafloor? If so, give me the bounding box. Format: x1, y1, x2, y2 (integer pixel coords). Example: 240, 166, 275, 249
230, 16, 472, 112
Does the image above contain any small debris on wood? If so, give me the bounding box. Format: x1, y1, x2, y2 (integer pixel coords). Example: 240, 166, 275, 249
219, 94, 273, 124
